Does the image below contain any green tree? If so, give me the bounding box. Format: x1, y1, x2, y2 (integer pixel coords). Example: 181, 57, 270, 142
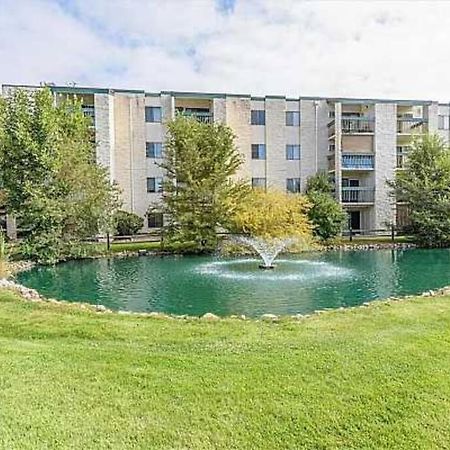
0, 88, 120, 263
156, 116, 248, 251
389, 134, 450, 246
114, 210, 144, 236
306, 172, 347, 241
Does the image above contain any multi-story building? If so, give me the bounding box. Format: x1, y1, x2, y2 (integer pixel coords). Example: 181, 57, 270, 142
3, 83, 450, 236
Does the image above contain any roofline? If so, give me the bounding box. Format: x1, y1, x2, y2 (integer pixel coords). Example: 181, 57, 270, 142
1, 83, 440, 104
2, 84, 144, 95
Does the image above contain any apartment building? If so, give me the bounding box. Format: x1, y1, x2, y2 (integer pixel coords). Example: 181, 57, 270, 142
2, 83, 450, 236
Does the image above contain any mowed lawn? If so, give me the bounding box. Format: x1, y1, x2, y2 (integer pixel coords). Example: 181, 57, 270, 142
1, 290, 450, 449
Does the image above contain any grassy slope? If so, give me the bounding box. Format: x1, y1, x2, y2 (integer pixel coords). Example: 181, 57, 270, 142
1, 290, 450, 449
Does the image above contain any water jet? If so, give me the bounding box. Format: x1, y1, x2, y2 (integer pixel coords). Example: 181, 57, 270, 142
232, 236, 294, 269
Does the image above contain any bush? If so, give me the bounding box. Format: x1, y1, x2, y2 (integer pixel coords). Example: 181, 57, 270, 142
307, 191, 347, 241
230, 188, 314, 249
306, 173, 346, 241
114, 210, 144, 236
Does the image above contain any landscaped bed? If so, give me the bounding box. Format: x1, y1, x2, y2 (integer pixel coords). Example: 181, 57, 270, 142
1, 288, 450, 449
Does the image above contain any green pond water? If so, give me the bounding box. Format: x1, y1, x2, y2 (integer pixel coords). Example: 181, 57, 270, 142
17, 248, 450, 317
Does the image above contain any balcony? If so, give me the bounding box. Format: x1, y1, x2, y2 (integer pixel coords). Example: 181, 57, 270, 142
396, 146, 410, 169
342, 154, 374, 170
342, 187, 375, 204
183, 111, 213, 123
342, 117, 375, 134
176, 107, 213, 124
82, 105, 95, 126
397, 118, 427, 134
327, 119, 336, 138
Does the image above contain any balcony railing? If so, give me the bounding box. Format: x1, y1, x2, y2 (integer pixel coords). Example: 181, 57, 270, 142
342, 154, 374, 170
328, 154, 336, 171
397, 118, 427, 134
396, 146, 410, 168
82, 105, 95, 126
327, 119, 336, 137
342, 187, 375, 203
342, 118, 375, 133
179, 112, 213, 123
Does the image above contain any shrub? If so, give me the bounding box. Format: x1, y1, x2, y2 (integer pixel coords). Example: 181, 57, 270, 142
114, 210, 144, 236
306, 173, 346, 241
230, 188, 314, 244
307, 191, 347, 241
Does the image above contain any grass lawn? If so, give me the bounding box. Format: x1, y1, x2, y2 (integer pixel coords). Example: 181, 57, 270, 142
333, 235, 414, 246
1, 290, 450, 449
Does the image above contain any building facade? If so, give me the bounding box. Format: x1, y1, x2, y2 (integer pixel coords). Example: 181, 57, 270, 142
3, 83, 450, 235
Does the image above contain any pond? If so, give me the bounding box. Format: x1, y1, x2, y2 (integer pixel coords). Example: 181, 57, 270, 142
17, 248, 450, 317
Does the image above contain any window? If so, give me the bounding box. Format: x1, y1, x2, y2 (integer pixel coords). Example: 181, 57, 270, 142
286, 178, 301, 193
286, 111, 300, 126
329, 144, 336, 152
329, 110, 335, 119
147, 177, 163, 193
286, 145, 300, 160
145, 107, 162, 123
251, 110, 265, 125
438, 115, 449, 130
396, 146, 409, 168
252, 177, 266, 189
251, 144, 266, 160
146, 142, 163, 158
148, 212, 163, 228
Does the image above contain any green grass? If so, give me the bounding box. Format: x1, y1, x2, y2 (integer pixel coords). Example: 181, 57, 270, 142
90, 240, 199, 255
333, 235, 414, 246
1, 290, 450, 448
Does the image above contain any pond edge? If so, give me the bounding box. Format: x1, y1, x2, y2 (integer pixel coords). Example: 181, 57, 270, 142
1, 274, 448, 323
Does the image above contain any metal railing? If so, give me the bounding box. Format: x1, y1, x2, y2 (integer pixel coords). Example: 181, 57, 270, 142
82, 105, 95, 126
327, 119, 336, 137
328, 154, 336, 171
396, 146, 410, 168
342, 117, 375, 133
341, 187, 375, 203
181, 112, 213, 123
397, 118, 427, 134
343, 226, 400, 242
342, 154, 374, 170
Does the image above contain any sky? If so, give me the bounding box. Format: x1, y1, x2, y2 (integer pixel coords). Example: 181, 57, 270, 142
2, 0, 450, 101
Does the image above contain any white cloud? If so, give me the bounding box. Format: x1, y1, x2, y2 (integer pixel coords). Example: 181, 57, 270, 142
1, 0, 450, 100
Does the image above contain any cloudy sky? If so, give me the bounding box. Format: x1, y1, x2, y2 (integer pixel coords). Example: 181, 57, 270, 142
2, 0, 450, 101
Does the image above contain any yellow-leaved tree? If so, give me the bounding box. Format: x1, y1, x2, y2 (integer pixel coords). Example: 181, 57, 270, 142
230, 189, 314, 250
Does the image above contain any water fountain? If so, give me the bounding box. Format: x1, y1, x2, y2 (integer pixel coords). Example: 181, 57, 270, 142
232, 236, 295, 269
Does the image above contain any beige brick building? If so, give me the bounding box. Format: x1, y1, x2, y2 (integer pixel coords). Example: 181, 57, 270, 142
3, 84, 450, 235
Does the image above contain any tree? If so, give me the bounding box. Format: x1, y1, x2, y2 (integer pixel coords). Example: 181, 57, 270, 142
389, 134, 450, 246
156, 115, 249, 251
0, 88, 120, 263
230, 188, 313, 242
306, 172, 347, 241
114, 210, 144, 236
306, 172, 334, 195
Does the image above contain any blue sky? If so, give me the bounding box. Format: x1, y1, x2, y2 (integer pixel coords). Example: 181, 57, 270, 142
2, 0, 450, 100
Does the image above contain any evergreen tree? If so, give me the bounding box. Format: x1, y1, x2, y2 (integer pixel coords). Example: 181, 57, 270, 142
156, 116, 248, 250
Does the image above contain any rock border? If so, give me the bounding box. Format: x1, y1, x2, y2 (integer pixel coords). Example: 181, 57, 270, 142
1, 278, 449, 323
